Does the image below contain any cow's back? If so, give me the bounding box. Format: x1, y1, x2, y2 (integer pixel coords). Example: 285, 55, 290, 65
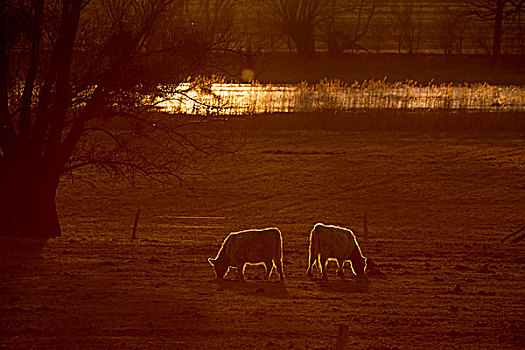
313, 223, 356, 258
224, 228, 282, 264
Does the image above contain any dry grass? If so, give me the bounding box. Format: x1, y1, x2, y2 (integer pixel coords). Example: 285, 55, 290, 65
2, 123, 524, 349
231, 111, 525, 132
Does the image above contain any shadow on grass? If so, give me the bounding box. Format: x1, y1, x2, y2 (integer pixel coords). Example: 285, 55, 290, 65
214, 279, 289, 298
0, 236, 48, 260
311, 276, 370, 294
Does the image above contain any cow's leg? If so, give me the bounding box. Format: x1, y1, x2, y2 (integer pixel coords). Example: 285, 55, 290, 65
306, 260, 313, 276
336, 259, 345, 278
236, 263, 245, 280
274, 259, 285, 281
319, 255, 328, 279
264, 260, 273, 280
307, 254, 317, 276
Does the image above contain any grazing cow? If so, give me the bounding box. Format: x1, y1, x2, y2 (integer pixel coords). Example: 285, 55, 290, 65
306, 223, 367, 278
208, 228, 285, 281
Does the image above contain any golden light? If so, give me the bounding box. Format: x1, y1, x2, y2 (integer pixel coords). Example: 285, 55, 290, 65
241, 68, 255, 82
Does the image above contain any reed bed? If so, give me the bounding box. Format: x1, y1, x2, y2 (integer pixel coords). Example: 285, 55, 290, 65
157, 77, 525, 115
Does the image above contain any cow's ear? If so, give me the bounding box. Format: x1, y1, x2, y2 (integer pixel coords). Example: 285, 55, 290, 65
208, 258, 215, 266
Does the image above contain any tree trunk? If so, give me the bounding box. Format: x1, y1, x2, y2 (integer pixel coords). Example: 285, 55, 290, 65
0, 151, 62, 238
493, 0, 504, 56
290, 26, 315, 56
328, 30, 344, 56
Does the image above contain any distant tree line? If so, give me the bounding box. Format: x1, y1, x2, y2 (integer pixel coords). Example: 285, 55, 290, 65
216, 0, 525, 56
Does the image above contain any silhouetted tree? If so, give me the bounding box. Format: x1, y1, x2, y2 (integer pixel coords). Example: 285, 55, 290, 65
257, 0, 376, 56
259, 0, 327, 56
463, 0, 525, 56
392, 3, 423, 55
433, 6, 470, 55
0, 0, 240, 238
325, 0, 376, 55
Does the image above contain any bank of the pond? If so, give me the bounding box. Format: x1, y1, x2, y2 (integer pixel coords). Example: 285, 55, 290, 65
226, 111, 525, 132
251, 54, 525, 85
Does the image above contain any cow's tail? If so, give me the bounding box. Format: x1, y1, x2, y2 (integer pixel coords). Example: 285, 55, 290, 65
307, 225, 319, 275
275, 228, 285, 281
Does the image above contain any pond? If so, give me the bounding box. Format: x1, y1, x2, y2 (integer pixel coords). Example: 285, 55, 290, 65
157, 81, 525, 115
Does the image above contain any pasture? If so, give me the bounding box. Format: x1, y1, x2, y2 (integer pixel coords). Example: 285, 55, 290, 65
1, 115, 525, 349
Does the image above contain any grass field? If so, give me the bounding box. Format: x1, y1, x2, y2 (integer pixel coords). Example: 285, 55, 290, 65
1, 117, 524, 349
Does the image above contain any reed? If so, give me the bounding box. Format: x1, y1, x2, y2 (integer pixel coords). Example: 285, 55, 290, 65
156, 77, 525, 115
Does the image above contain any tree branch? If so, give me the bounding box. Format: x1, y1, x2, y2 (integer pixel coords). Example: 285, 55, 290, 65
19, 0, 44, 139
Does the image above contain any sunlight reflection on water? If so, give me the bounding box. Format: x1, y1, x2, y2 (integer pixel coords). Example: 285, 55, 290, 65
157, 82, 525, 115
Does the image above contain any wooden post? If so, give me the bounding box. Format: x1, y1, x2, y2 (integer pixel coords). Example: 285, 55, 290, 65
364, 211, 368, 242
335, 324, 348, 350
131, 209, 141, 240
501, 223, 525, 243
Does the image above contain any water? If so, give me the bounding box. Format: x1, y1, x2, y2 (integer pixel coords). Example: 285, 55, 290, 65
157, 82, 525, 115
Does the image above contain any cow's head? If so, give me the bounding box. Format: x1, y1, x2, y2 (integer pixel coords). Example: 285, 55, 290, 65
208, 257, 228, 279
352, 256, 367, 278
349, 246, 368, 277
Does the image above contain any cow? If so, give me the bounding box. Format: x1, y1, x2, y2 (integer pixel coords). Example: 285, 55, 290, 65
208, 228, 285, 281
306, 223, 367, 278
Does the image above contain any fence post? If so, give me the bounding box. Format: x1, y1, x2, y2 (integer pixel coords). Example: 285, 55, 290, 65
335, 324, 348, 350
131, 209, 141, 240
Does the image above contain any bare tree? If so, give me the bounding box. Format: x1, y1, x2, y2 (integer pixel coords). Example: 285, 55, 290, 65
433, 6, 470, 55
257, 0, 328, 56
462, 0, 525, 56
392, 3, 423, 55
0, 0, 241, 238
181, 0, 243, 52
325, 0, 376, 55
254, 0, 376, 56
